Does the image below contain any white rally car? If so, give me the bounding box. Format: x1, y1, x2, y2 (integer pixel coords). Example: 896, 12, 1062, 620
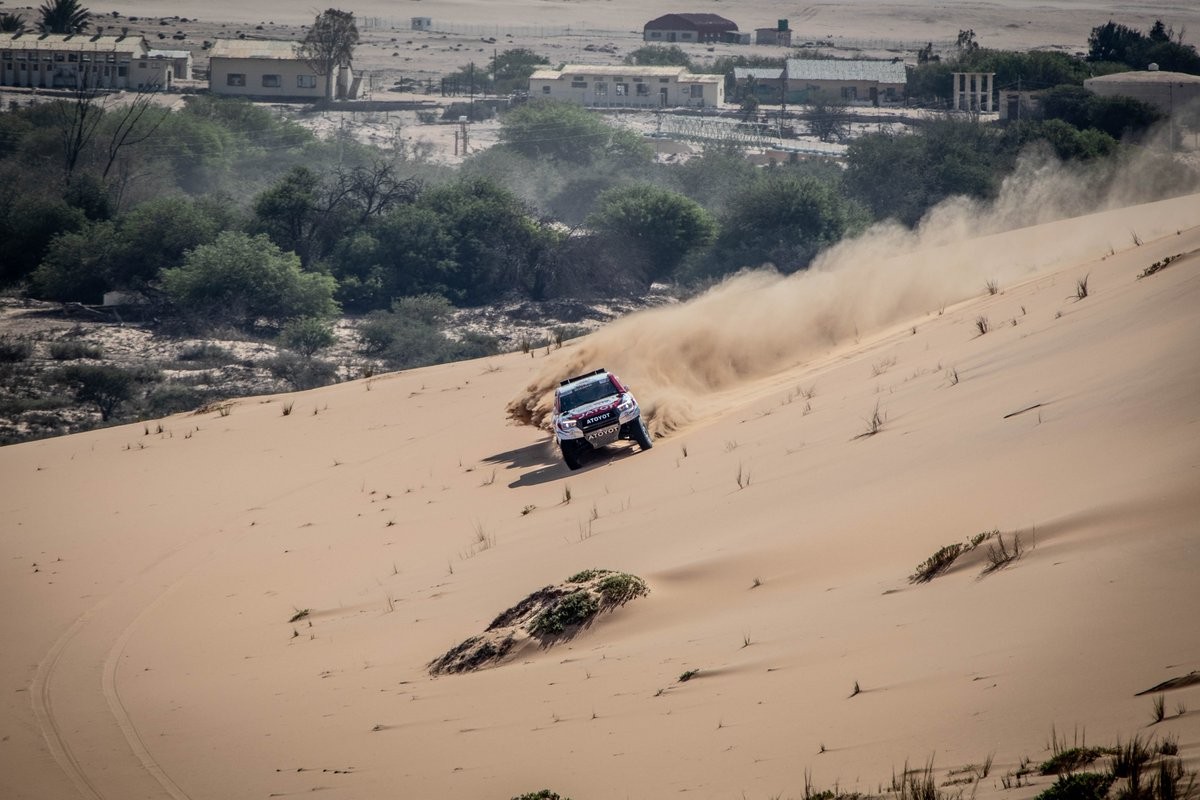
553, 369, 652, 470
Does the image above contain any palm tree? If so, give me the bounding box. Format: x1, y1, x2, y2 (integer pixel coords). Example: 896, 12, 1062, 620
38, 0, 90, 35
0, 13, 28, 33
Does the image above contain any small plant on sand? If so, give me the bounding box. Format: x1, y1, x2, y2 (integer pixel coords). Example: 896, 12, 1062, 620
1111, 735, 1154, 779
281, 401, 294, 416
854, 402, 884, 439
1177, 701, 1188, 717
1151, 694, 1166, 724
288, 608, 310, 623
1159, 735, 1179, 757
1075, 274, 1090, 300
520, 504, 536, 516
736, 462, 750, 489
1035, 772, 1114, 800
1040, 747, 1109, 775
986, 279, 999, 295
751, 576, 762, 589
850, 680, 861, 697
975, 316, 990, 336
947, 367, 960, 386
1138, 254, 1179, 279
595, 572, 648, 606
742, 631, 752, 648
528, 591, 600, 635
561, 484, 572, 504
512, 791, 572, 800
983, 532, 1023, 574
910, 530, 997, 583
678, 669, 699, 682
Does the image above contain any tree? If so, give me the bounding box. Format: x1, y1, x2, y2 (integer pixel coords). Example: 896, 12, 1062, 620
37, 0, 89, 34
0, 13, 27, 32
498, 100, 651, 166
1088, 21, 1145, 63
623, 45, 692, 68
57, 364, 148, 421
489, 48, 549, 94
806, 92, 850, 142
299, 9, 359, 100
586, 184, 715, 284
160, 231, 339, 331
956, 29, 980, 54
711, 176, 865, 274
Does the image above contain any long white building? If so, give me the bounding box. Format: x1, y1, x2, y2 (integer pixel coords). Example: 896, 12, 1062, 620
528, 64, 724, 108
0, 32, 177, 90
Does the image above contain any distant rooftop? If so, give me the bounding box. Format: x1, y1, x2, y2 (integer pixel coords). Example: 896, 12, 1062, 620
0, 32, 148, 54
208, 38, 303, 60
1086, 69, 1200, 85
644, 13, 738, 33
733, 67, 785, 81
531, 64, 721, 83
787, 59, 907, 84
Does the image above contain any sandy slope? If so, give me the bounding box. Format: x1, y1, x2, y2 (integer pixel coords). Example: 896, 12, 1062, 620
2, 189, 1199, 799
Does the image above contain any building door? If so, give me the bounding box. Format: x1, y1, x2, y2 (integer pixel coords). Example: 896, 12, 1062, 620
660, 87, 668, 106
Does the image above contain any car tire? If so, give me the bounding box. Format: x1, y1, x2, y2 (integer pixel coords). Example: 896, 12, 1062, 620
561, 440, 583, 470
632, 417, 653, 451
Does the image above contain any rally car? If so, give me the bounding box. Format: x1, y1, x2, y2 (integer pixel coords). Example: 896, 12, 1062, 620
553, 368, 652, 470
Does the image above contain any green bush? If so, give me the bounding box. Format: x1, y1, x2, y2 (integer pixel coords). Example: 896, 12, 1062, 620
49, 341, 103, 361
279, 317, 336, 358
266, 353, 339, 391
0, 335, 33, 362
1036, 773, 1113, 800
176, 342, 237, 365
528, 590, 600, 635
57, 364, 160, 421
586, 184, 716, 284
512, 792, 572, 800
160, 231, 339, 331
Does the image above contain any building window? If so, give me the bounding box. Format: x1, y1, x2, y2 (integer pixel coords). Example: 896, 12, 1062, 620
690, 84, 703, 98
139, 62, 147, 68
650, 31, 661, 39
118, 66, 128, 77
594, 82, 607, 96
226, 73, 246, 86
68, 53, 77, 62
297, 74, 317, 88
262, 74, 281, 88
615, 83, 627, 96
659, 77, 669, 83
55, 53, 65, 62
541, 85, 551, 94
681, 33, 693, 40
636, 83, 649, 96
570, 80, 586, 88
841, 86, 857, 100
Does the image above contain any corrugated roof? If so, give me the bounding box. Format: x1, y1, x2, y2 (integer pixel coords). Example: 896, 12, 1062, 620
208, 38, 303, 60
0, 32, 148, 54
644, 13, 738, 32
786, 59, 907, 84
148, 49, 191, 59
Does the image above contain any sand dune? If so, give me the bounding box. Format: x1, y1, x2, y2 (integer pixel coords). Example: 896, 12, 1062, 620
3, 188, 1199, 799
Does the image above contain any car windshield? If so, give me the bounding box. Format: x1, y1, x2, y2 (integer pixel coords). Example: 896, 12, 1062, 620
559, 378, 618, 413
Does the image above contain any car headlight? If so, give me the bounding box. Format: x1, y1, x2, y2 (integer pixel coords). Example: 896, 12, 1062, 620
617, 396, 636, 413
557, 417, 578, 430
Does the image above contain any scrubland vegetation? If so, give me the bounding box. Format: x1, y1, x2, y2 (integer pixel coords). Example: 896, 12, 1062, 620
0, 18, 1197, 442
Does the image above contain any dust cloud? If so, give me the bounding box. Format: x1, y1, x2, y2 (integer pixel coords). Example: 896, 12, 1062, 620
506, 151, 1200, 435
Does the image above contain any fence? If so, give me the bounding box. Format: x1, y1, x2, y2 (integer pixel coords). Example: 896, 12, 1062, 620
359, 18, 626, 38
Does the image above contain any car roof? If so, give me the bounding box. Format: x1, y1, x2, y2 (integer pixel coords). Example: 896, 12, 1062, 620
556, 372, 613, 395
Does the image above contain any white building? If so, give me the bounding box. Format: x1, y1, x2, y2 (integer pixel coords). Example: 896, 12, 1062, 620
208, 38, 355, 101
0, 32, 174, 90
952, 71, 995, 112
528, 64, 724, 108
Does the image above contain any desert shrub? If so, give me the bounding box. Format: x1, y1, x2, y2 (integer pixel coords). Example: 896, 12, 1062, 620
279, 316, 336, 358
704, 174, 866, 275
498, 100, 651, 167
176, 342, 236, 365
266, 353, 338, 391
28, 221, 118, 303
512, 792, 572, 800
1036, 773, 1114, 800
586, 184, 716, 284
142, 384, 210, 416
0, 335, 33, 362
528, 590, 600, 635
1041, 748, 1111, 775
49, 341, 103, 360
566, 569, 606, 583
597, 572, 649, 606
160, 231, 339, 332
623, 45, 692, 68
57, 364, 160, 421
0, 195, 88, 287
